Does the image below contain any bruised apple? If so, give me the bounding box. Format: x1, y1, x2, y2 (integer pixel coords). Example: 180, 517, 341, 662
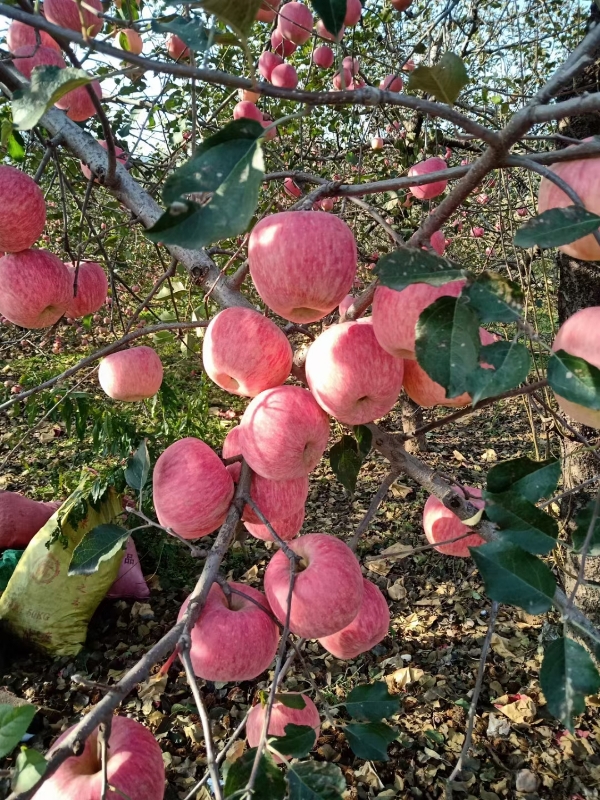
247, 693, 320, 762
318, 578, 390, 659
423, 487, 485, 557
0, 165, 47, 253
408, 157, 448, 200
98, 346, 163, 401
64, 262, 108, 318
0, 249, 71, 328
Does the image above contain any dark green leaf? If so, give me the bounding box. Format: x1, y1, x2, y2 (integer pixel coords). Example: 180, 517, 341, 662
124, 439, 150, 492
0, 705, 36, 759
12, 66, 93, 130
464, 272, 524, 322
68, 524, 129, 576
287, 761, 346, 800
407, 52, 469, 104
415, 296, 480, 398
373, 248, 467, 291
329, 434, 367, 495
270, 724, 316, 759
540, 637, 600, 732
466, 341, 531, 404
572, 499, 600, 554
548, 350, 600, 411
200, 0, 262, 37
486, 457, 561, 503
483, 490, 558, 555
151, 15, 210, 51
344, 721, 397, 761
345, 683, 399, 722
470, 540, 556, 614
11, 748, 47, 794
353, 425, 372, 460
274, 693, 306, 710
223, 748, 285, 799
310, 0, 347, 37
424, 729, 445, 744
514, 206, 600, 249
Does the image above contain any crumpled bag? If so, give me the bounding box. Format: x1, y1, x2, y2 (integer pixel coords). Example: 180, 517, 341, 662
0, 550, 23, 592
106, 538, 149, 600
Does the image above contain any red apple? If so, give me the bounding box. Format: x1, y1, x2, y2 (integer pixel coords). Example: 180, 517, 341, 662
271, 28, 297, 57
423, 487, 485, 557
178, 581, 279, 681
316, 18, 344, 41
248, 211, 357, 323
256, 0, 281, 23
233, 100, 264, 122
470, 226, 485, 238
259, 50, 284, 81
203, 307, 293, 397
380, 74, 403, 92
332, 67, 352, 90
305, 320, 404, 425
98, 346, 163, 401
44, 0, 103, 35
0, 249, 71, 328
32, 717, 164, 800
317, 197, 335, 211
313, 45, 334, 68
0, 491, 61, 549
342, 56, 360, 73
402, 58, 416, 70
551, 306, 600, 428
118, 28, 143, 54
166, 33, 189, 60
7, 20, 61, 54
318, 578, 390, 659
408, 157, 448, 200
344, 0, 363, 25
391, 0, 412, 10
80, 140, 127, 181
0, 165, 46, 253
227, 458, 308, 526
55, 81, 102, 122
222, 425, 243, 461
240, 386, 330, 480
264, 533, 364, 638
12, 44, 66, 79
277, 2, 313, 44
429, 229, 446, 255
371, 136, 384, 150
244, 505, 305, 542
247, 693, 320, 762
372, 280, 465, 359
284, 177, 302, 198
64, 262, 108, 318
153, 437, 234, 538
271, 62, 299, 89
240, 88, 261, 103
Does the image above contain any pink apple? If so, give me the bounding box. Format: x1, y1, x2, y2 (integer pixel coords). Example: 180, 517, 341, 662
240, 88, 261, 103
233, 100, 264, 122
332, 67, 352, 90
178, 581, 279, 681
247, 693, 320, 762
344, 0, 363, 25
371, 136, 384, 150
343, 56, 360, 73
372, 280, 465, 359
0, 491, 61, 549
318, 578, 390, 659
313, 45, 334, 68
423, 487, 485, 557
166, 33, 189, 60
80, 140, 127, 180
118, 28, 143, 54
227, 459, 308, 525
256, 0, 281, 23
284, 177, 302, 198
64, 262, 108, 318
391, 0, 412, 9
7, 20, 61, 54
240, 386, 330, 480
271, 63, 299, 89
349, 76, 365, 89
380, 74, 403, 92
516, 207, 528, 217
305, 320, 404, 425
408, 157, 448, 200
402, 58, 416, 70
32, 717, 164, 800
264, 533, 364, 638
476, 193, 489, 205
262, 114, 278, 140
271, 28, 297, 57
470, 226, 485, 237
277, 2, 313, 44
221, 425, 242, 461
317, 197, 335, 211
316, 18, 344, 41
153, 437, 234, 538
248, 211, 357, 323
259, 50, 284, 81
12, 44, 66, 79
551, 306, 600, 428
244, 505, 305, 542
429, 229, 446, 255
44, 0, 103, 36
203, 307, 293, 397
338, 294, 355, 316
55, 81, 103, 122
98, 346, 163, 401
0, 165, 46, 253
0, 249, 71, 328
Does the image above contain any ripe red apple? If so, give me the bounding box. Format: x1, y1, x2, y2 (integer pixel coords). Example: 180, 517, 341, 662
178, 581, 279, 681
55, 80, 102, 122
371, 136, 384, 150
551, 306, 600, 428
391, 0, 412, 10
0, 249, 71, 328
203, 307, 293, 397
332, 67, 352, 90
64, 262, 108, 318
12, 44, 66, 79
240, 88, 261, 103
277, 2, 313, 44
0, 165, 47, 253
380, 74, 403, 92
233, 100, 264, 123
7, 20, 61, 53
80, 140, 127, 180
344, 0, 363, 25
423, 487, 485, 557
372, 280, 465, 359
259, 50, 284, 80
317, 197, 335, 211
429, 229, 446, 255
227, 459, 308, 526
316, 18, 344, 41
342, 56, 360, 73
271, 28, 297, 57
271, 62, 299, 89
0, 491, 61, 549
284, 177, 302, 198
32, 717, 164, 800
240, 385, 330, 480
244, 505, 305, 542
256, 0, 281, 23
264, 533, 364, 638
166, 33, 189, 60
313, 44, 334, 68
318, 578, 390, 659
98, 346, 163, 401
247, 693, 320, 762
44, 0, 102, 35
470, 226, 484, 238
305, 320, 404, 425
153, 437, 234, 538
248, 211, 357, 323
118, 28, 143, 54
408, 157, 448, 200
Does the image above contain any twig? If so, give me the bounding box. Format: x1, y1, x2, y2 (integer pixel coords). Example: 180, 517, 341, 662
98, 720, 111, 800
349, 471, 400, 551
566, 487, 600, 611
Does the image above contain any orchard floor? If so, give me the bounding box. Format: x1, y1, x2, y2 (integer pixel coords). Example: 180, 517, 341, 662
1, 365, 600, 800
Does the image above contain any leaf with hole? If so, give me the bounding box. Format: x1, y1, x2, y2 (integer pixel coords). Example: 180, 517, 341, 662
0, 705, 36, 759
540, 637, 600, 732
547, 350, 600, 411
12, 66, 94, 130
483, 490, 558, 554
344, 682, 399, 722
407, 52, 469, 104
287, 761, 346, 800
344, 721, 397, 761
466, 341, 531, 405
68, 524, 130, 576
373, 248, 467, 291
486, 457, 561, 503
513, 206, 600, 249
270, 724, 316, 759
464, 271, 524, 322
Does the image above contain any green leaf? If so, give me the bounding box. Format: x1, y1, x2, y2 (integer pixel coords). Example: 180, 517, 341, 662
373, 248, 467, 291
547, 350, 600, 411
483, 490, 558, 555
415, 296, 480, 398
540, 637, 600, 732
353, 425, 372, 460
274, 693, 306, 710
12, 66, 93, 131
124, 440, 150, 492
151, 15, 210, 51
407, 52, 469, 105
1, 121, 25, 161
270, 724, 316, 759
11, 748, 47, 794
344, 683, 399, 722
200, 0, 262, 37
310, 0, 347, 37
514, 206, 600, 249
0, 705, 36, 759
486, 457, 561, 503
466, 341, 531, 404
464, 272, 524, 322
470, 540, 556, 614
68, 524, 130, 576
344, 721, 397, 761
223, 748, 285, 799
287, 761, 346, 800
329, 434, 369, 496
572, 499, 600, 554
155, 281, 187, 300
